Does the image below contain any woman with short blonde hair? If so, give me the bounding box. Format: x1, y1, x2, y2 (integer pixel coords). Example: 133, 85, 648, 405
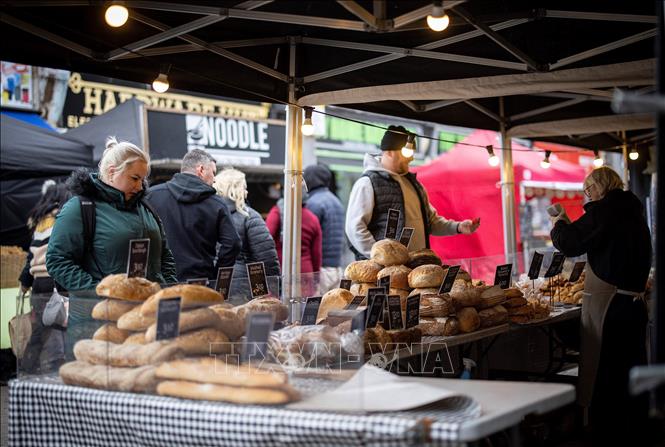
583, 166, 624, 200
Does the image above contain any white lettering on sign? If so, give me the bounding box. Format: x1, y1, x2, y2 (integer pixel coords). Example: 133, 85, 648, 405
187, 115, 270, 155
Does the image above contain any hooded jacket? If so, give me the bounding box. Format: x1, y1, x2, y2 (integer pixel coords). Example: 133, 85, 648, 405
46, 169, 177, 291
145, 173, 241, 281
303, 165, 346, 267
551, 188, 651, 292
220, 196, 280, 284
345, 153, 460, 259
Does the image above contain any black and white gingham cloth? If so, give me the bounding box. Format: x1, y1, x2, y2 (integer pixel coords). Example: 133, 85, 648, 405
9, 376, 480, 446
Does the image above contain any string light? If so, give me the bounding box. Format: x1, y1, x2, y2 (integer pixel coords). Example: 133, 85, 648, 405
540, 150, 551, 169
152, 64, 171, 93
427, 1, 450, 32
593, 150, 604, 168
629, 145, 639, 161
401, 133, 415, 157
105, 4, 128, 27
486, 145, 499, 167
301, 106, 314, 136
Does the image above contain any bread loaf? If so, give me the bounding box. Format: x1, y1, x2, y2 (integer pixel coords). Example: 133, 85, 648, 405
457, 307, 480, 333
504, 296, 528, 308
420, 294, 453, 317
418, 317, 460, 336
233, 298, 289, 322
73, 339, 183, 367
95, 274, 160, 301
92, 323, 131, 344
408, 264, 445, 288
477, 285, 506, 309
209, 305, 245, 341
450, 280, 482, 309
504, 287, 524, 299
144, 307, 220, 342
363, 326, 392, 353
140, 285, 223, 316
370, 239, 409, 266
508, 305, 533, 316
317, 288, 354, 323
377, 265, 412, 290
60, 361, 158, 393
387, 327, 422, 345
406, 249, 442, 269
344, 260, 382, 282
457, 270, 472, 282
117, 305, 156, 331
123, 332, 147, 345
408, 287, 438, 298
478, 305, 508, 328
509, 314, 530, 324
389, 288, 409, 301
91, 299, 138, 321
166, 327, 232, 355
157, 380, 298, 404
350, 282, 375, 297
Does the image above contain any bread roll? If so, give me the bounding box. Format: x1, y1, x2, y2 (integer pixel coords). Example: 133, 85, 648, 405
457, 307, 480, 333
370, 239, 409, 266
317, 288, 354, 323
166, 327, 232, 355
377, 265, 412, 290
91, 299, 138, 321
406, 249, 442, 269
140, 285, 223, 316
73, 339, 184, 367
209, 305, 245, 341
117, 305, 156, 331
344, 260, 382, 282
408, 264, 445, 288
478, 304, 508, 328
144, 307, 220, 342
95, 274, 161, 301
123, 332, 147, 345
157, 380, 298, 405
60, 361, 158, 393
233, 298, 289, 322
408, 287, 438, 298
350, 282, 375, 297
92, 323, 131, 344
418, 317, 460, 336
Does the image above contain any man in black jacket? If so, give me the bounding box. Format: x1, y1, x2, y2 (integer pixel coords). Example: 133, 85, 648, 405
145, 149, 241, 281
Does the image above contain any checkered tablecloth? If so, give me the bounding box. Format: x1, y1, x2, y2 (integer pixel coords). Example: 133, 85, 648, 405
9, 376, 481, 446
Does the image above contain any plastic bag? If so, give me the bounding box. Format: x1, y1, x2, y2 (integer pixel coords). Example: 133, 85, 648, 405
42, 289, 69, 327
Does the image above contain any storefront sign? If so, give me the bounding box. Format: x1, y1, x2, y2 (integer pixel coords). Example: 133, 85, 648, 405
387, 295, 404, 330
301, 296, 322, 325
246, 262, 268, 298
385, 209, 400, 239
214, 267, 234, 299
126, 239, 150, 278
439, 265, 461, 294
155, 297, 181, 340
405, 295, 420, 329
528, 252, 544, 280
493, 264, 513, 289
569, 261, 586, 283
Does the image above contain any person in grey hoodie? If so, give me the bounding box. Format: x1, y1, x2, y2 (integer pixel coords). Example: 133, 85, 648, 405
345, 125, 480, 260
145, 149, 241, 281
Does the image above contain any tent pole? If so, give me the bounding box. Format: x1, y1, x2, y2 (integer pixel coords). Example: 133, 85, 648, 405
621, 130, 630, 189
283, 37, 302, 315
499, 97, 518, 264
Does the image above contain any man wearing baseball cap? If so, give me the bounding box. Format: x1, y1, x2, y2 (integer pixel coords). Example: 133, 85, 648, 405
345, 125, 479, 260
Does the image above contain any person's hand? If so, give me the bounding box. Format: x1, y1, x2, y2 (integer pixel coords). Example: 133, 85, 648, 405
20, 285, 29, 294
458, 218, 480, 234
550, 209, 571, 226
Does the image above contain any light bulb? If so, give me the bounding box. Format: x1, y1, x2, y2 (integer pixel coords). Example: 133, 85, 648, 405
593, 156, 604, 168
152, 73, 169, 93
488, 154, 500, 167
427, 13, 449, 31
540, 160, 551, 169
301, 119, 314, 136
105, 5, 128, 27
401, 133, 416, 157
401, 147, 414, 157
629, 150, 639, 160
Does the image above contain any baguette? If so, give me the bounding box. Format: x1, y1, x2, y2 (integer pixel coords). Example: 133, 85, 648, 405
117, 305, 156, 331
166, 327, 232, 355
123, 332, 147, 345
59, 361, 158, 393
92, 323, 131, 344
140, 285, 223, 316
73, 339, 184, 367
91, 299, 138, 321
157, 380, 298, 404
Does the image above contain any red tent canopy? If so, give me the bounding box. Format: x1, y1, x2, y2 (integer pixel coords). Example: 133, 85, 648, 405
413, 130, 587, 262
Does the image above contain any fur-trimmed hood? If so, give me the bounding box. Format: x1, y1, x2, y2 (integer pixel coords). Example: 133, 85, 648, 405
66, 167, 146, 208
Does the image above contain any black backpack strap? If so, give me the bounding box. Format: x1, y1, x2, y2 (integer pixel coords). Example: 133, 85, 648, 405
78, 195, 104, 277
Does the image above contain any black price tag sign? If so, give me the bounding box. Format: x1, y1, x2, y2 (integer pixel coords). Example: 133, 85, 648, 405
528, 252, 544, 280
155, 297, 181, 341
246, 262, 268, 298
377, 275, 391, 292
242, 312, 274, 363
544, 253, 566, 278
186, 278, 208, 286
399, 227, 414, 247
384, 208, 400, 240
345, 295, 366, 310
569, 261, 586, 283
366, 294, 386, 328
387, 295, 404, 330
214, 267, 234, 299
339, 279, 352, 291
439, 265, 461, 294
301, 296, 322, 325
405, 294, 420, 329
351, 308, 366, 332
126, 238, 150, 278
494, 264, 513, 289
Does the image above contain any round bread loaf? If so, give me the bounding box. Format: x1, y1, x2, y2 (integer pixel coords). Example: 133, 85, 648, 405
344, 260, 382, 283
377, 265, 412, 290
95, 274, 161, 301
233, 297, 289, 322
370, 239, 409, 266
406, 248, 442, 269
140, 285, 223, 316
408, 264, 445, 288
350, 282, 375, 297
317, 288, 354, 323
457, 307, 480, 333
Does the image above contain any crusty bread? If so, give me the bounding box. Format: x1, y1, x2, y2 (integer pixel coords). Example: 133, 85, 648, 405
350, 282, 375, 297
504, 296, 528, 308
209, 305, 245, 341
166, 327, 232, 355
406, 248, 442, 269
370, 239, 409, 266
408, 287, 438, 298
233, 298, 289, 322
117, 305, 156, 331
317, 288, 354, 323
123, 332, 147, 345
478, 304, 509, 328
95, 274, 161, 301
457, 270, 472, 282
59, 361, 158, 393
157, 380, 298, 404
92, 323, 131, 344
508, 305, 533, 316
387, 327, 422, 345
144, 307, 220, 342
344, 260, 382, 283
91, 299, 138, 321
450, 280, 482, 309
509, 314, 530, 324
73, 339, 183, 367
408, 264, 445, 288
504, 287, 524, 299
456, 307, 481, 333
420, 294, 453, 317
418, 317, 460, 336
140, 285, 223, 316
477, 285, 506, 309
377, 265, 412, 290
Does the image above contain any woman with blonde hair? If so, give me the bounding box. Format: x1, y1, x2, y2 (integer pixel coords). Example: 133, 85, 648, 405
214, 168, 279, 298
550, 166, 651, 444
